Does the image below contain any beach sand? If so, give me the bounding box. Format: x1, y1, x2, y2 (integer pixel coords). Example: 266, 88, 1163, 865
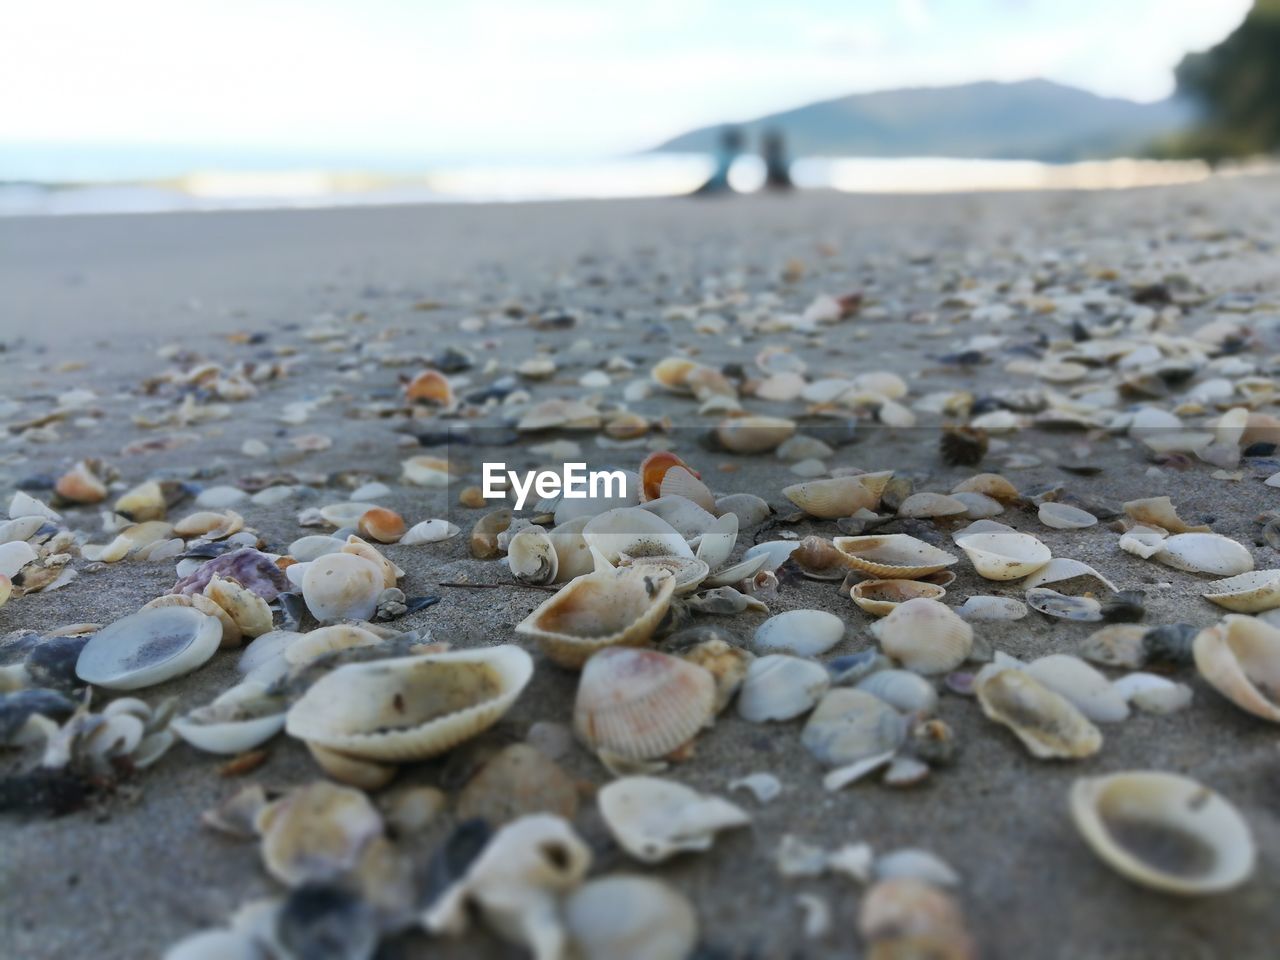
2, 180, 1279, 959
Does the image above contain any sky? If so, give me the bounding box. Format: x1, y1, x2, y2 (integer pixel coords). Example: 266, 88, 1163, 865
0, 0, 1253, 166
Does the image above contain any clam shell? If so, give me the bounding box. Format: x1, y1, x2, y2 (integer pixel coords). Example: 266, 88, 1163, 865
783, 476, 880, 519
753, 609, 845, 657
619, 555, 709, 595
855, 669, 938, 715
301, 553, 384, 621
1202, 570, 1280, 613
802, 689, 908, 766
1070, 771, 1255, 895
957, 595, 1028, 621
637, 496, 716, 539
1026, 587, 1103, 622
401, 519, 461, 545
951, 491, 1005, 519
693, 513, 738, 572
507, 527, 559, 585
564, 875, 697, 960
1156, 534, 1254, 577
583, 508, 692, 563
737, 655, 830, 722
1192, 615, 1280, 722
897, 493, 967, 518
255, 781, 383, 886
205, 575, 274, 639
288, 534, 345, 561
1025, 655, 1129, 723
76, 607, 221, 690
284, 624, 384, 666
714, 493, 772, 529
171, 682, 288, 754
1038, 502, 1098, 530
715, 415, 796, 454
597, 776, 749, 863
974, 666, 1102, 759
850, 579, 946, 617
955, 532, 1051, 580
702, 552, 770, 588
951, 473, 1020, 502
516, 566, 676, 669
870, 598, 973, 675
573, 648, 716, 764
833, 535, 958, 580
285, 646, 533, 762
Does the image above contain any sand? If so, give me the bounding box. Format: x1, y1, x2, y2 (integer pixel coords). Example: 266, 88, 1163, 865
2, 179, 1280, 959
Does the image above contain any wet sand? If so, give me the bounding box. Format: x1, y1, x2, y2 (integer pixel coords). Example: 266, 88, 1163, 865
2, 181, 1280, 959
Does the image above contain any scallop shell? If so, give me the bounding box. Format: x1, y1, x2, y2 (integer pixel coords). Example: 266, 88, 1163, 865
659, 466, 716, 513
583, 508, 693, 563
1155, 533, 1254, 578
285, 646, 533, 762
737, 655, 830, 722
783, 476, 880, 519
753, 609, 846, 657
515, 566, 676, 669
597, 776, 750, 863
1038, 502, 1098, 530
850, 579, 946, 617
573, 648, 715, 766
833, 535, 959, 580
638, 451, 695, 501
1123, 496, 1210, 534
205, 575, 275, 639
636, 495, 716, 539
507, 527, 559, 585
897, 493, 967, 519
954, 532, 1051, 580
1202, 570, 1280, 613
957, 595, 1028, 621
974, 666, 1102, 759
1070, 771, 1255, 895
171, 681, 288, 754
801, 689, 908, 766
1192, 615, 1280, 722
75, 607, 222, 690
301, 553, 384, 621
715, 415, 796, 454
855, 669, 939, 715
870, 598, 973, 675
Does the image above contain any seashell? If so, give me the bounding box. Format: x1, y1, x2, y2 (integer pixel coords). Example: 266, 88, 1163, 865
951, 491, 1005, 519
287, 646, 533, 762
1155, 533, 1254, 577
284, 624, 383, 666
401, 455, 455, 487
318, 501, 373, 528
172, 681, 287, 754
1119, 525, 1169, 559
516, 566, 676, 669
545, 516, 594, 582
405, 368, 454, 406
172, 547, 291, 601
1192, 615, 1280, 722
671, 637, 752, 713
256, 781, 384, 887
457, 743, 579, 825
1022, 557, 1118, 593
801, 688, 907, 766
1038, 502, 1097, 530
856, 669, 938, 715
957, 595, 1027, 621
850, 578, 946, 617
618, 555, 709, 595
1025, 655, 1129, 723
737, 655, 830, 722
142, 592, 242, 648
729, 772, 782, 804
954, 532, 1051, 580
783, 476, 879, 519
753, 609, 845, 657
951, 472, 1020, 502
742, 540, 801, 572
307, 743, 396, 790
715, 415, 796, 454
714, 493, 772, 529
1123, 496, 1209, 534
301, 553, 384, 621
173, 510, 244, 539
598, 776, 750, 863
564, 875, 697, 960
636, 496, 715, 540
658, 465, 715, 513
470, 509, 513, 559
650, 356, 700, 392
76, 607, 221, 690
0, 574, 10, 609
357, 507, 406, 544
1203, 570, 1280, 613
1026, 587, 1103, 622
870, 598, 972, 675
401, 519, 461, 545
859, 878, 976, 959
205, 575, 274, 638
583, 508, 692, 563
1111, 673, 1193, 714
897, 492, 967, 519
790, 536, 850, 581
508, 527, 559, 585
702, 552, 769, 589
424, 814, 591, 958
833, 535, 958, 580
875, 848, 961, 887
693, 513, 738, 572
0, 516, 44, 545
55, 461, 107, 504
113, 480, 167, 522
1070, 771, 1255, 895
573, 648, 715, 767
0, 540, 37, 578
974, 666, 1102, 759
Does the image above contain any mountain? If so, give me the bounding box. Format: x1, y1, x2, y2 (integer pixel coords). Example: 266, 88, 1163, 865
652, 79, 1194, 161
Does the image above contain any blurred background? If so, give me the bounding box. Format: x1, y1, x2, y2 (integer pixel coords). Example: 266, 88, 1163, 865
1, 0, 1276, 214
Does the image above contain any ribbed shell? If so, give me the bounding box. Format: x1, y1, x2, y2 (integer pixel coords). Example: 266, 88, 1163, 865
850, 579, 946, 617
783, 476, 880, 520
869, 598, 972, 675
833, 535, 958, 580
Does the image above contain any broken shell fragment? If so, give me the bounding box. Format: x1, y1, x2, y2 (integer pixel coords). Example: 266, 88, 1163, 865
55, 461, 108, 504
850, 578, 946, 617
515, 566, 676, 669
1070, 771, 1255, 895
833, 535, 958, 580
974, 667, 1102, 759
1123, 496, 1209, 534
286, 646, 533, 762
205, 575, 274, 638
76, 607, 221, 690
1202, 570, 1280, 613
301, 552, 384, 621
1026, 587, 1103, 622
255, 781, 384, 887
598, 776, 750, 863
172, 682, 288, 754
573, 648, 715, 768
1192, 616, 1280, 722
870, 598, 973, 675
954, 532, 1051, 581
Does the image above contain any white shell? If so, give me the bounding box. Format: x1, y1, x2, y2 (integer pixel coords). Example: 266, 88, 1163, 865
869, 598, 972, 675
171, 681, 287, 754
583, 508, 692, 563
255, 781, 383, 886
801, 689, 907, 766
598, 776, 750, 863
974, 666, 1101, 759
897, 493, 967, 518
1192, 615, 1280, 722
301, 552, 384, 621
76, 607, 221, 690
737, 655, 830, 722
1038, 502, 1098, 529
957, 595, 1028, 621
508, 527, 559, 585
783, 476, 881, 519
1025, 587, 1103, 622
1022, 558, 1118, 594
1070, 771, 1255, 894
1202, 570, 1280, 613
955, 532, 1051, 581
834, 534, 957, 580
1025, 655, 1129, 723
1119, 525, 1168, 559
564, 875, 698, 960
637, 496, 716, 539
856, 669, 939, 715
702, 552, 770, 588
1156, 534, 1254, 577
714, 493, 772, 529
951, 492, 1005, 519
753, 609, 845, 657
742, 540, 801, 572
694, 513, 739, 572
401, 519, 461, 545
1111, 673, 1193, 714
